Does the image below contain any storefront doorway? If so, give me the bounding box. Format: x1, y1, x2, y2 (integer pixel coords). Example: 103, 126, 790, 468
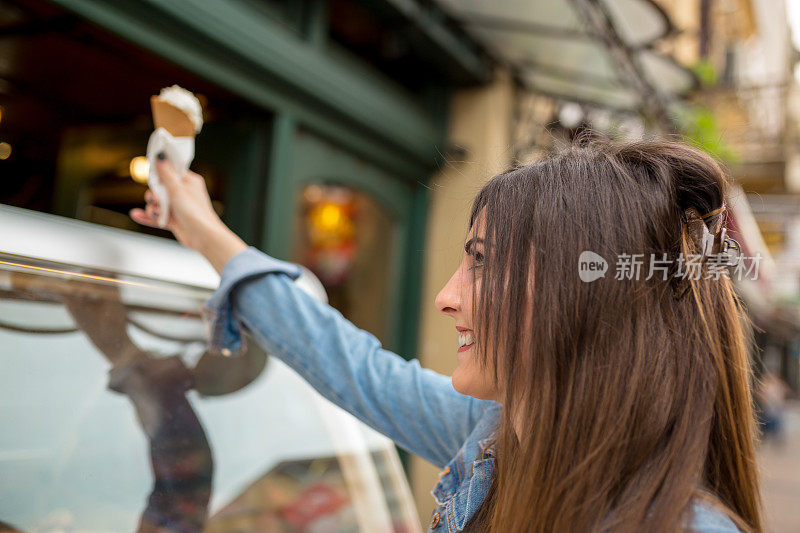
287, 130, 414, 349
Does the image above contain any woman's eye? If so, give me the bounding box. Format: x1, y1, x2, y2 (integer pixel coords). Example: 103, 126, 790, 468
470, 252, 484, 270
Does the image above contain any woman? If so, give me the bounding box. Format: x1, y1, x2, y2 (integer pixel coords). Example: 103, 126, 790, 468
130, 139, 762, 532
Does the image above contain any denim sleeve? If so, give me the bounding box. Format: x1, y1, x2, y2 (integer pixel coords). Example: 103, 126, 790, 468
687, 500, 742, 532
201, 246, 497, 468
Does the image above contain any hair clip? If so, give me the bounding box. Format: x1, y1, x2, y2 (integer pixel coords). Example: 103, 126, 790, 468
672, 209, 742, 300
701, 225, 742, 267
716, 227, 743, 267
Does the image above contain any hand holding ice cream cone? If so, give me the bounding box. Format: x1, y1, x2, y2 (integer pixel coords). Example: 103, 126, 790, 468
145, 85, 203, 228
130, 155, 247, 274
130, 154, 220, 251
132, 84, 216, 246
131, 84, 247, 272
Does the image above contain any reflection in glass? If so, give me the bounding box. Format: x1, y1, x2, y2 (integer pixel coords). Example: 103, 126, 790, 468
206, 457, 357, 532
0, 253, 419, 532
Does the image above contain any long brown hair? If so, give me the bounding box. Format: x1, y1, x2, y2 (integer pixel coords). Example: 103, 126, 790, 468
466, 138, 762, 532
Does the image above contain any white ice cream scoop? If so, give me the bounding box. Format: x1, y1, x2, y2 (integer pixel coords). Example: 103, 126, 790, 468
152, 85, 203, 135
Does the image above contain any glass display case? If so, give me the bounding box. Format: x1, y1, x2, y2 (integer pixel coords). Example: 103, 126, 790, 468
0, 204, 420, 533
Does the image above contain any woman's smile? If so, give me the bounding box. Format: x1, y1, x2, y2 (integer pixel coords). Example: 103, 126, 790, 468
457, 328, 475, 352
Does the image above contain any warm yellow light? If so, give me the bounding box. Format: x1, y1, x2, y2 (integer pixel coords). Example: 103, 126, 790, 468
130, 156, 149, 184
0, 142, 11, 160
314, 203, 344, 232
0, 105, 4, 124
307, 202, 355, 246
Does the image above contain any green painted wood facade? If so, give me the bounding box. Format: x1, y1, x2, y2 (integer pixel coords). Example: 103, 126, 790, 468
51, 0, 444, 180
49, 0, 476, 359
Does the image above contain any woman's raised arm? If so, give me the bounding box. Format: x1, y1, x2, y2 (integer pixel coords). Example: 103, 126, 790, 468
130, 156, 499, 468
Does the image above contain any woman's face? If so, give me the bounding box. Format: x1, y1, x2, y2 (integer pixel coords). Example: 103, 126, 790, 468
435, 219, 498, 401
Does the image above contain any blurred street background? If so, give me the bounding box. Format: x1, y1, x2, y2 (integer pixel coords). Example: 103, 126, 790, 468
1, 0, 800, 531
759, 400, 800, 532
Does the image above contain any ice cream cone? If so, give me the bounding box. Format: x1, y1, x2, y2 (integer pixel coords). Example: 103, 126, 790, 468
151, 96, 196, 138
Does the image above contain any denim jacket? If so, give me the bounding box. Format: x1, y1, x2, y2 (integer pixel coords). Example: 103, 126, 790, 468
201, 246, 742, 533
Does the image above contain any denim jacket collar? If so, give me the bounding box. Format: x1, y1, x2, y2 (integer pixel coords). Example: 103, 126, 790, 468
428, 405, 500, 532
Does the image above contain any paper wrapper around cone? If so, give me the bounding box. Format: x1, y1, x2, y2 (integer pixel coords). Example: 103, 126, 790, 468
150, 96, 196, 138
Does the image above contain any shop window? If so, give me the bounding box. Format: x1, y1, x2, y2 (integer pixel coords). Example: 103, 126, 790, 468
0, 0, 254, 238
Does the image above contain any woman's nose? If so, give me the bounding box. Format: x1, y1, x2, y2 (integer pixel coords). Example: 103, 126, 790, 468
435, 270, 461, 316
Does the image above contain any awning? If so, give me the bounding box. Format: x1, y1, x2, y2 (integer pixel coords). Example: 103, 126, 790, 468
436, 0, 696, 122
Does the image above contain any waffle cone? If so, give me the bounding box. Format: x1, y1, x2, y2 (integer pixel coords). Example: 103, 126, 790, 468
151, 96, 196, 138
